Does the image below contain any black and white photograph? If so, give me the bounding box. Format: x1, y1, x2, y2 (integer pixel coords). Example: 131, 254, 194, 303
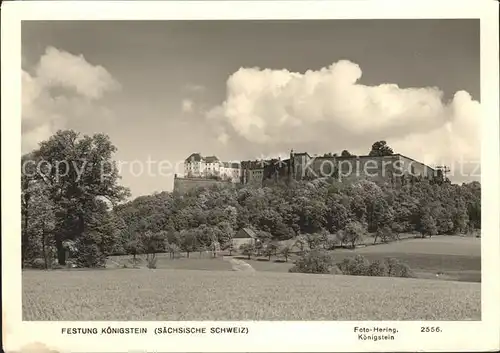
2, 1, 499, 352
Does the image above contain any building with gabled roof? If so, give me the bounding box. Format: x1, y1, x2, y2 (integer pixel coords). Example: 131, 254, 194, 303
233, 227, 258, 249
185, 153, 204, 163
183, 153, 240, 182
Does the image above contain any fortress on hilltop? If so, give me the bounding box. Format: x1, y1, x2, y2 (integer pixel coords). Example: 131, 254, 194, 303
173, 150, 440, 194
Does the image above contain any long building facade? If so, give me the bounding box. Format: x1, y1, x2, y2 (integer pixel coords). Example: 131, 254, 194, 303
176, 150, 439, 194
240, 150, 438, 186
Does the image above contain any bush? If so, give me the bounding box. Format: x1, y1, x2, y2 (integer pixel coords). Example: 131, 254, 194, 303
30, 258, 47, 269
336, 255, 412, 278
337, 255, 370, 276
367, 260, 388, 277
385, 257, 414, 278
74, 242, 106, 268
289, 250, 340, 274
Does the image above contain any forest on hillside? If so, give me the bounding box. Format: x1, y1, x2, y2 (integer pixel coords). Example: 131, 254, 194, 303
21, 130, 481, 269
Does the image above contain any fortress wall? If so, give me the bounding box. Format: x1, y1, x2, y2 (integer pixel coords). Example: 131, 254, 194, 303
173, 177, 235, 194
396, 155, 435, 177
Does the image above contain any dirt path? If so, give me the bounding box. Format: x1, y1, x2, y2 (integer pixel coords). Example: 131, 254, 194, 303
223, 256, 255, 272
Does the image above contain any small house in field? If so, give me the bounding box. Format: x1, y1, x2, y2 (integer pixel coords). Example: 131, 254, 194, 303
233, 228, 257, 249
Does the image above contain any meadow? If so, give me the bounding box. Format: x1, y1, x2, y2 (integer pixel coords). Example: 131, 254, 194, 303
22, 235, 481, 321
107, 235, 481, 282
23, 269, 480, 321
248, 236, 481, 282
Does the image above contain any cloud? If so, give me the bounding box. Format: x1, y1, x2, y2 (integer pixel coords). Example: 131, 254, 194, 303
181, 99, 194, 113
207, 60, 480, 181
217, 132, 229, 145
184, 83, 205, 92
22, 47, 120, 153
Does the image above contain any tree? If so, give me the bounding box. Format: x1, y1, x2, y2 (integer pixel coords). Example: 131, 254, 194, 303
21, 153, 36, 267
304, 233, 323, 250
180, 230, 197, 258
239, 243, 255, 260
124, 234, 143, 263
223, 241, 235, 256
373, 225, 393, 244
418, 211, 438, 238
73, 199, 121, 267
344, 221, 366, 248
341, 150, 353, 157
31, 130, 130, 265
336, 230, 347, 248
294, 234, 308, 254
368, 140, 394, 157
369, 197, 394, 233
141, 231, 166, 266
166, 242, 181, 259
21, 170, 56, 268
217, 221, 235, 250
278, 244, 292, 262
325, 197, 350, 234
262, 241, 279, 261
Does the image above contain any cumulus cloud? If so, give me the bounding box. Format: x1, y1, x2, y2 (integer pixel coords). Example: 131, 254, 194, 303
22, 47, 120, 153
207, 60, 480, 181
181, 98, 194, 113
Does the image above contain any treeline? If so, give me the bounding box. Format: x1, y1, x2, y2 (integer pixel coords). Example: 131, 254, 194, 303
112, 174, 480, 259
21, 131, 481, 269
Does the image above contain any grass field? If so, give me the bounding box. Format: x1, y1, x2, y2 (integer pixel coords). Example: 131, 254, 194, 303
107, 253, 233, 272
244, 236, 481, 282
22, 269, 480, 321
22, 235, 481, 321
104, 236, 481, 282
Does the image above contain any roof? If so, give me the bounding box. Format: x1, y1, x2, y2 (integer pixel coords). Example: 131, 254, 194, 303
185, 153, 203, 163
205, 156, 219, 163
292, 152, 312, 158
334, 153, 435, 171
241, 160, 271, 170
235, 228, 257, 239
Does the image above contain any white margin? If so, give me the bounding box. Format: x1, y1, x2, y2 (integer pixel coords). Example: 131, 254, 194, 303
1, 1, 499, 352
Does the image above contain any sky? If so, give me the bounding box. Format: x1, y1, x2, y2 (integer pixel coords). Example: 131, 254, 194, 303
21, 20, 480, 197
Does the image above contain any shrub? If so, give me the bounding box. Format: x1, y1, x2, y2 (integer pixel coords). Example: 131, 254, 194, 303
336, 255, 412, 278
385, 257, 414, 278
367, 260, 389, 277
74, 242, 106, 268
74, 232, 107, 268
30, 258, 47, 269
289, 250, 340, 274
337, 255, 370, 276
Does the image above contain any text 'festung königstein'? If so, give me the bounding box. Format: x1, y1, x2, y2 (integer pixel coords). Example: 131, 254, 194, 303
60, 326, 250, 336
